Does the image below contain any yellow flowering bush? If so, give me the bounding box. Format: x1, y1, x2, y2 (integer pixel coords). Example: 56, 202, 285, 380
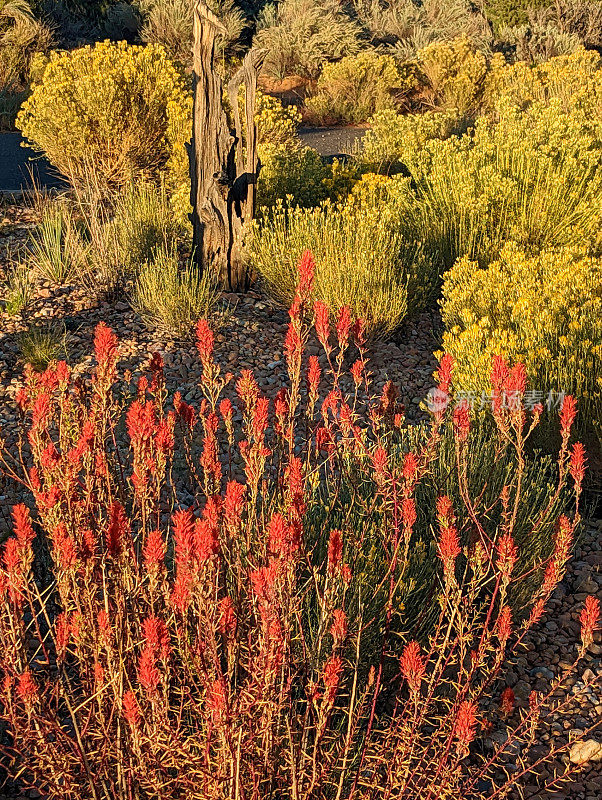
441, 243, 602, 436
359, 107, 464, 173
306, 51, 415, 124
415, 36, 488, 116
254, 90, 301, 148
483, 46, 602, 114
17, 40, 192, 195
250, 199, 414, 335
396, 97, 602, 271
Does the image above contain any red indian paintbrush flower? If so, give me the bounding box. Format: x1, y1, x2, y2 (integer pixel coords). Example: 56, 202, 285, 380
570, 442, 586, 487
123, 690, 140, 728
94, 322, 118, 386
454, 700, 478, 751
437, 353, 454, 394
400, 641, 425, 692
218, 596, 237, 637
580, 596, 600, 651
314, 301, 330, 352
16, 670, 38, 707
106, 501, 129, 558
453, 400, 471, 442
138, 645, 160, 696
196, 318, 214, 364
496, 533, 518, 581
143, 615, 171, 661
12, 504, 35, 550
327, 529, 343, 576
144, 530, 166, 574
207, 677, 228, 724
495, 605, 513, 645
438, 521, 461, 579
336, 306, 352, 351
331, 610, 348, 645
322, 655, 343, 705
500, 687, 515, 716
559, 395, 577, 438
297, 249, 315, 300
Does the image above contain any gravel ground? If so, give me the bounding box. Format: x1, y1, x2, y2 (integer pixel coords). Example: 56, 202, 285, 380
1, 202, 601, 799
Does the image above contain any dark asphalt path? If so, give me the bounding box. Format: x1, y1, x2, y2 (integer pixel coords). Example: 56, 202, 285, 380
0, 132, 66, 194
0, 127, 366, 194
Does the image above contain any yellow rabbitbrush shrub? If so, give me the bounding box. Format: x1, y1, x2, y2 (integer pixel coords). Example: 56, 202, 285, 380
306, 51, 415, 124
441, 243, 602, 438
17, 40, 192, 196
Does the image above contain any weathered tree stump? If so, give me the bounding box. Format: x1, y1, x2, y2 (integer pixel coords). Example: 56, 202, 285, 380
190, 1, 264, 291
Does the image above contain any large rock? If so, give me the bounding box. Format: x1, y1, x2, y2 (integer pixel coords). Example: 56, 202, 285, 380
569, 739, 602, 765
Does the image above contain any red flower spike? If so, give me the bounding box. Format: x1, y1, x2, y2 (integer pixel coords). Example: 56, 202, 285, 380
327, 529, 343, 576
196, 318, 214, 365
559, 395, 577, 438
570, 442, 587, 486
500, 687, 515, 716
336, 306, 352, 351
218, 596, 237, 637
123, 690, 140, 728
496, 533, 518, 581
580, 596, 600, 651
400, 641, 425, 692
453, 400, 471, 442
323, 655, 344, 705
314, 301, 330, 351
437, 353, 454, 394
454, 700, 478, 749
331, 609, 348, 644
16, 670, 38, 707
297, 249, 315, 300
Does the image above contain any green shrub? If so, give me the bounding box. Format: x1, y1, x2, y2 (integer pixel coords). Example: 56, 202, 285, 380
17, 40, 192, 196
0, 3, 54, 130
254, 0, 362, 80
27, 203, 89, 285
137, 0, 246, 66
414, 36, 489, 116
17, 321, 67, 371
354, 0, 492, 60
257, 145, 329, 209
498, 22, 581, 63
3, 263, 33, 315
484, 0, 552, 30
306, 51, 414, 124
395, 98, 602, 272
359, 107, 464, 172
250, 198, 424, 336
131, 248, 219, 338
440, 243, 602, 439
107, 181, 187, 273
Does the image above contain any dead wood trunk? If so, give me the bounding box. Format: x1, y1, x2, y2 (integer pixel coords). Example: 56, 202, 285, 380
190, 1, 264, 291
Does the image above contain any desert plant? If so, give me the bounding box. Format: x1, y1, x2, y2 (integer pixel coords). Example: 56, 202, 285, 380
256, 145, 329, 208
26, 203, 89, 285
17, 40, 192, 196
498, 21, 581, 63
2, 263, 34, 315
354, 0, 492, 59
394, 97, 602, 272
484, 0, 552, 30
414, 35, 489, 116
359, 107, 464, 171
16, 321, 67, 371
108, 181, 188, 273
0, 2, 54, 129
137, 0, 246, 66
0, 255, 597, 799
440, 242, 602, 441
131, 248, 219, 338
306, 51, 413, 124
251, 199, 425, 335
254, 0, 362, 80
